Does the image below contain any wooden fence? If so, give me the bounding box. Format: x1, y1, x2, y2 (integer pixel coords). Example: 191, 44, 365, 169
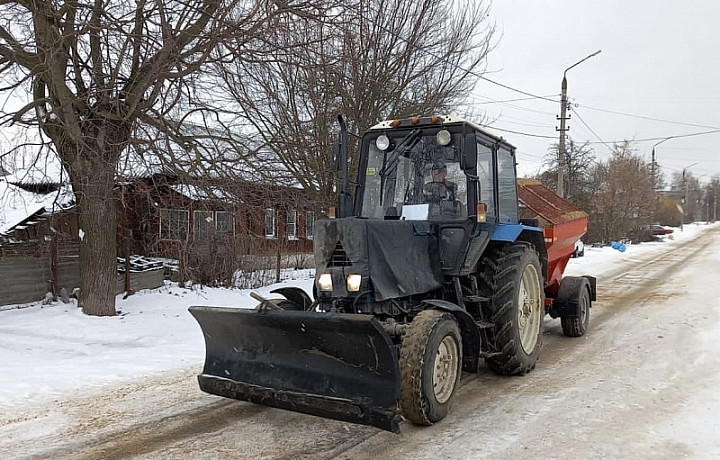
0, 256, 163, 307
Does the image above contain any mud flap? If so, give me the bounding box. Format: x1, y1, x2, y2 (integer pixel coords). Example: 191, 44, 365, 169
188, 306, 402, 432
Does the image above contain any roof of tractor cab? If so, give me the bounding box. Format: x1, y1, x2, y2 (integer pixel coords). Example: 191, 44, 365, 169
367, 115, 513, 150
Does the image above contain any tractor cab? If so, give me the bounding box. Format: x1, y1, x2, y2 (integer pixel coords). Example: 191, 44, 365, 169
354, 116, 520, 227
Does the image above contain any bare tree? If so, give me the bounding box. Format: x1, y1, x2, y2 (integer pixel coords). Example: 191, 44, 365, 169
704, 176, 720, 222
0, 0, 302, 315
217, 0, 496, 210
586, 140, 655, 243
540, 138, 595, 211
669, 169, 705, 223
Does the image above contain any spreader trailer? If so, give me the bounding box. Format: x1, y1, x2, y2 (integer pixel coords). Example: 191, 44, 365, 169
189, 115, 595, 433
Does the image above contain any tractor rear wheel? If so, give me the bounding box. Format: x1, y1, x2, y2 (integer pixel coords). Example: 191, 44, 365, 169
400, 310, 462, 425
481, 244, 544, 375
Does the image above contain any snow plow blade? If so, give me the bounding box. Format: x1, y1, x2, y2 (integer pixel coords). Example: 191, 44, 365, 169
188, 306, 402, 432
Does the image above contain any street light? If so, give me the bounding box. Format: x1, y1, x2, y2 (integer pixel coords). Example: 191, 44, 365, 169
558, 50, 602, 198
651, 136, 675, 190
680, 162, 698, 229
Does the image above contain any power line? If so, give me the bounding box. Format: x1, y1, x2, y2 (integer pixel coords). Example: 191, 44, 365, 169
368, 17, 559, 105
366, 8, 720, 148
469, 95, 559, 105
481, 125, 557, 139
476, 75, 558, 103
584, 129, 720, 145
577, 104, 720, 130
571, 107, 614, 153
468, 94, 558, 117
485, 112, 555, 129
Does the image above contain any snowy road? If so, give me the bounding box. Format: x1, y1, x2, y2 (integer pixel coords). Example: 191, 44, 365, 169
2, 226, 720, 459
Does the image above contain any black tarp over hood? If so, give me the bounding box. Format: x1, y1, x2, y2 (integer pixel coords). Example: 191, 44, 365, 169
314, 218, 444, 301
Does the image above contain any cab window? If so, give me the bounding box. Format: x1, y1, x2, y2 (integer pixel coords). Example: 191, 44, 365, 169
497, 146, 518, 223
476, 142, 495, 220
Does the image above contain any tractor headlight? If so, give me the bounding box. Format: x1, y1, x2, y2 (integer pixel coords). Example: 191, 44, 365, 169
376, 134, 391, 151
436, 129, 452, 146
318, 273, 333, 291
346, 274, 362, 292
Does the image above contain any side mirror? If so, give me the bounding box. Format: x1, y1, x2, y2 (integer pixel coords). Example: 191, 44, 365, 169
337, 192, 354, 218
331, 143, 342, 172
460, 135, 477, 171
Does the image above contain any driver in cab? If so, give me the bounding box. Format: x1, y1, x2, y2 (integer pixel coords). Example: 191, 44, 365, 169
424, 161, 456, 201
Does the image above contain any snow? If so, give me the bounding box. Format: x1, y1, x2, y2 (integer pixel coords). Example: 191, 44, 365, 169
0, 223, 717, 442
0, 181, 47, 235
0, 274, 314, 409
169, 183, 230, 201
563, 225, 702, 277
3, 162, 67, 185
0, 180, 75, 234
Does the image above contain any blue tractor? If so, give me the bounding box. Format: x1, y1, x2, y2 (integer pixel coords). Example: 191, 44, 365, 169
190, 115, 593, 432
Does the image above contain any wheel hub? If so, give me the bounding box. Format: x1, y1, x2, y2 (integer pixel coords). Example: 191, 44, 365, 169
433, 336, 459, 404
518, 264, 542, 354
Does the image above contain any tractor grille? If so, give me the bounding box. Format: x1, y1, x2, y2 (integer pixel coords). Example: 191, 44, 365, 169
328, 241, 352, 267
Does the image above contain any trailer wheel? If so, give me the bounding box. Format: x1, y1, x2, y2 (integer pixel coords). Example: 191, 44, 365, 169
560, 284, 591, 337
481, 244, 544, 375
400, 310, 462, 425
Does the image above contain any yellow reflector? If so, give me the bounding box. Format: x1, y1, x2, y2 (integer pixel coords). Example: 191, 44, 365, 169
476, 203, 487, 223
392, 119, 401, 127
411, 117, 420, 124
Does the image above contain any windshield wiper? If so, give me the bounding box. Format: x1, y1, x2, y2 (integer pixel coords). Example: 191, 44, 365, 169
379, 129, 421, 177
377, 129, 421, 207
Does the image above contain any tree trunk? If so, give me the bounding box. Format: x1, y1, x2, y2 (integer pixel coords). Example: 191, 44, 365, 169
75, 162, 118, 316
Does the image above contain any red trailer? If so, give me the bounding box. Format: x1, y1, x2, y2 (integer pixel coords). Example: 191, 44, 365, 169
518, 179, 596, 336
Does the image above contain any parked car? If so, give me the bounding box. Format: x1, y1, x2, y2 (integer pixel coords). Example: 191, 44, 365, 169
648, 224, 674, 236
573, 239, 585, 257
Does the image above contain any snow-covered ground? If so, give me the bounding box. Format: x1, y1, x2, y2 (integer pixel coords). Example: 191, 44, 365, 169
0, 223, 715, 412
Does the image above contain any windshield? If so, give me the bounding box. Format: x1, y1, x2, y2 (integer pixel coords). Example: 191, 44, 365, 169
360, 131, 467, 220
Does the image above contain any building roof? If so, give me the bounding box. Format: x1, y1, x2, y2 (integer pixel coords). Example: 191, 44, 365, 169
4, 162, 67, 187
169, 184, 232, 202
0, 180, 74, 235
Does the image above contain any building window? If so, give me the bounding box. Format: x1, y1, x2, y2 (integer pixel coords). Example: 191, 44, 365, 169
264, 208, 276, 238
160, 209, 189, 240
194, 210, 213, 240
306, 211, 315, 240
287, 209, 298, 240
216, 211, 235, 236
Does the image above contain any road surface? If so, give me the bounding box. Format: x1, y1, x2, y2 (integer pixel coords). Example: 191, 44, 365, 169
2, 227, 719, 459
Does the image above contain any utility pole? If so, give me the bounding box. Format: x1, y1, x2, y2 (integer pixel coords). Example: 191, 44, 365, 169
682, 163, 698, 225
651, 147, 656, 187
557, 50, 601, 198
651, 137, 675, 193
557, 78, 569, 199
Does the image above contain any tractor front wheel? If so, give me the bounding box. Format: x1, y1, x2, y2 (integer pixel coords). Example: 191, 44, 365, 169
400, 310, 462, 425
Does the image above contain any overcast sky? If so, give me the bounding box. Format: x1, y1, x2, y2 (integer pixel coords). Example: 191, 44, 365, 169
472, 1, 720, 184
